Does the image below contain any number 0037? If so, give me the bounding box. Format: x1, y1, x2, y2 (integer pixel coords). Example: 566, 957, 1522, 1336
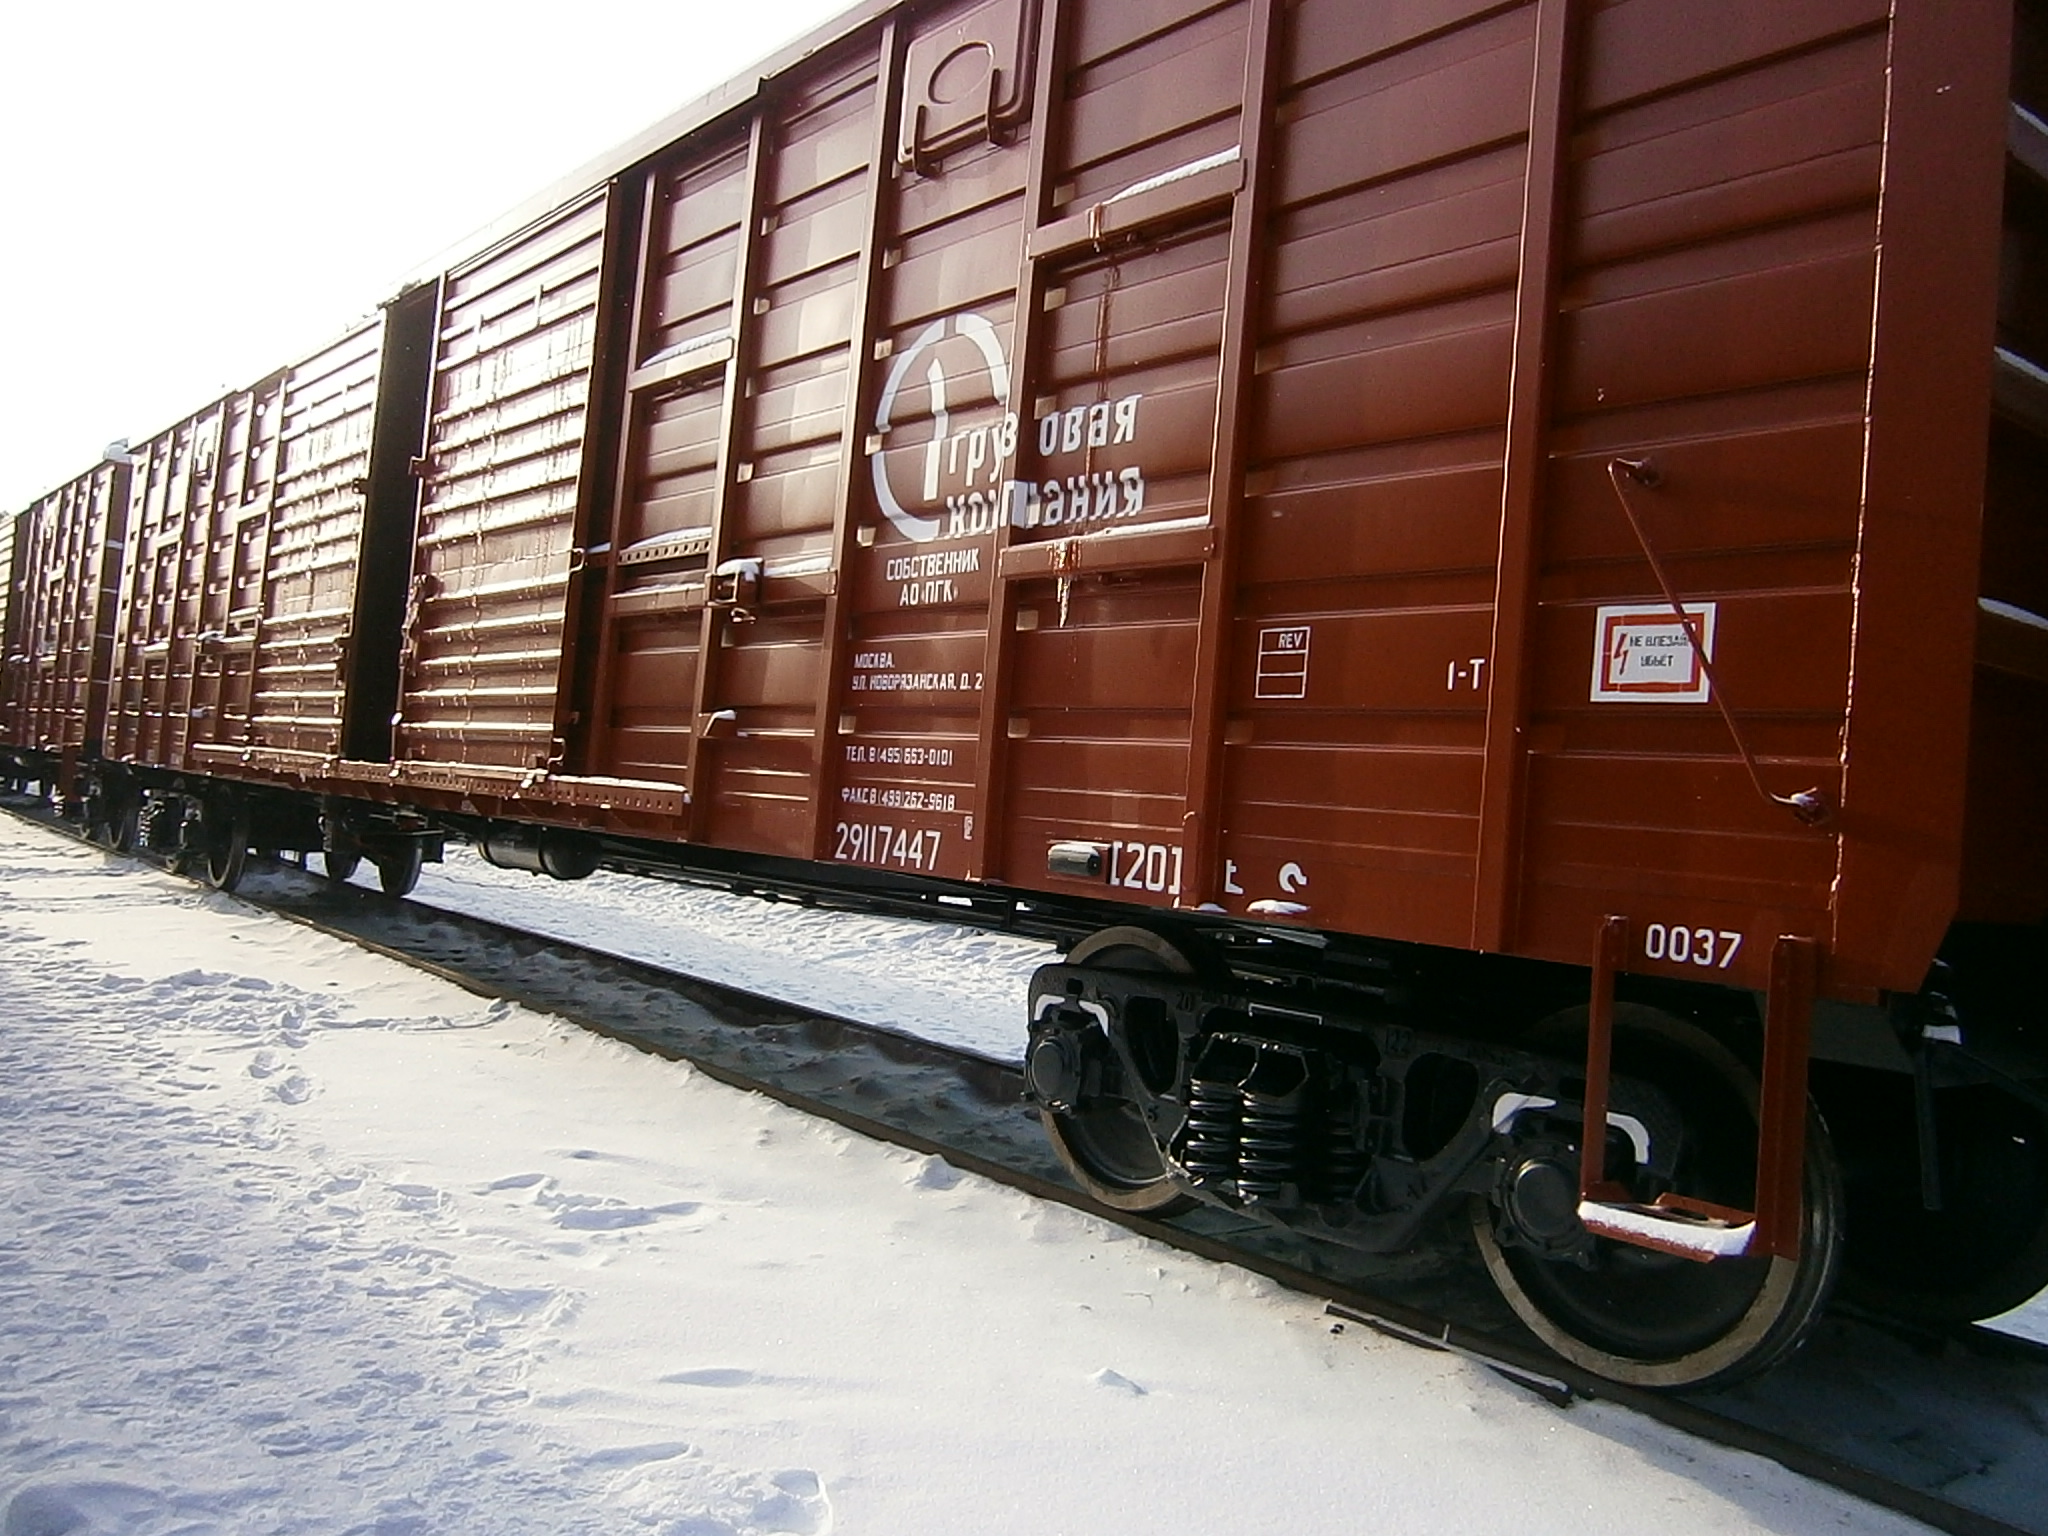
1643, 923, 1743, 970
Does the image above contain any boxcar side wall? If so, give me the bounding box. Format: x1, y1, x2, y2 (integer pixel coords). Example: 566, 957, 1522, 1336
389, 189, 616, 779
107, 376, 288, 774
3, 461, 133, 780
1, 509, 27, 748
106, 316, 411, 783
335, 0, 2020, 1004
225, 321, 385, 770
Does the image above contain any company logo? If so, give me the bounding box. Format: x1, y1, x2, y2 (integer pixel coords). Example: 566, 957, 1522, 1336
870, 312, 1014, 544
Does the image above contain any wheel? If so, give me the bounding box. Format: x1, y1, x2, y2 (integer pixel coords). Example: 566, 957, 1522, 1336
1474, 1005, 1845, 1390
1834, 1081, 2048, 1324
110, 797, 138, 855
320, 849, 362, 884
376, 841, 422, 898
201, 796, 251, 893
1037, 926, 1201, 1217
85, 783, 120, 848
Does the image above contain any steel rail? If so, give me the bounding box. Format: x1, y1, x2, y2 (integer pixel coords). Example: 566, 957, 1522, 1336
4, 795, 2043, 1536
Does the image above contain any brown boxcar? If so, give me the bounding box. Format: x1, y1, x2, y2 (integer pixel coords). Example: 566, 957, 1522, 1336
334, 0, 2025, 1007
103, 372, 289, 779
1, 456, 131, 799
90, 292, 438, 882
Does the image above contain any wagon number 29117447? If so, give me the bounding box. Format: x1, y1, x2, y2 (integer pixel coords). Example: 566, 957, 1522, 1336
1644, 922, 1743, 969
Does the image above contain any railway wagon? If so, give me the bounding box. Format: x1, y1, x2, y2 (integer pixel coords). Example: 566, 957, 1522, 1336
78, 292, 441, 890
1, 458, 130, 795
8, 0, 2048, 1389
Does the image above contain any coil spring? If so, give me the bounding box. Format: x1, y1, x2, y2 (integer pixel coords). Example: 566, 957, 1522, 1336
1315, 1120, 1368, 1205
1182, 1077, 1242, 1189
138, 799, 179, 852
1237, 1090, 1306, 1200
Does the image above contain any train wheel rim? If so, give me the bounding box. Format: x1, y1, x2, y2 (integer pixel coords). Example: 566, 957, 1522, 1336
202, 799, 250, 893
377, 843, 422, 898
110, 800, 138, 855
1039, 926, 1203, 1216
1474, 1006, 1844, 1390
1039, 1105, 1190, 1214
1839, 1083, 2048, 1324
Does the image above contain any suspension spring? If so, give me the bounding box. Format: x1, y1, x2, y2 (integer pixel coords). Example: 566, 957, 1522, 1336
1238, 1092, 1305, 1200
1238, 1049, 1312, 1202
1182, 1077, 1242, 1191
1316, 1118, 1368, 1205
138, 798, 179, 852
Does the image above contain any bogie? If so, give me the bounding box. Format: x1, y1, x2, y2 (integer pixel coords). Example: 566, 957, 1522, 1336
1029, 936, 1847, 1389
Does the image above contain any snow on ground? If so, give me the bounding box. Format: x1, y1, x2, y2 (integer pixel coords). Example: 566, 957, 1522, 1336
392, 847, 1052, 1063
0, 816, 1973, 1533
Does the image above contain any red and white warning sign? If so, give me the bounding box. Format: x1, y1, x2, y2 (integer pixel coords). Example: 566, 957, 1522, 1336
1590, 602, 1717, 703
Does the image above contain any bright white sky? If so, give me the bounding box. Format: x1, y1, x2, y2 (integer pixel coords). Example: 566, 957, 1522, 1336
0, 0, 853, 516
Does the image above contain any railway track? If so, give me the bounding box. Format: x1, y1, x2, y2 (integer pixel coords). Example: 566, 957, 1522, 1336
7, 796, 2045, 1536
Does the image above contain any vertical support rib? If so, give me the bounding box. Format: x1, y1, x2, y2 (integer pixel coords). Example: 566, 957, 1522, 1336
808, 20, 905, 861
170, 409, 227, 772
241, 377, 287, 750
684, 109, 776, 840
967, 0, 1068, 882
1579, 913, 1629, 1200
84, 454, 134, 763
1753, 934, 1817, 1261
1179, 0, 1284, 909
552, 178, 642, 775
1830, 0, 2010, 995
1470, 0, 1579, 953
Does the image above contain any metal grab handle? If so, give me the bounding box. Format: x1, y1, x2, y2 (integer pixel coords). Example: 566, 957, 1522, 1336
1606, 458, 1831, 827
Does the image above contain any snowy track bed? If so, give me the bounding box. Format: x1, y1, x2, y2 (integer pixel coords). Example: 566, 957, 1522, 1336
4, 809, 2047, 1536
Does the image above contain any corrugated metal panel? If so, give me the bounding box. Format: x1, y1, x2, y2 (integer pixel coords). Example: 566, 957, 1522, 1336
0, 459, 129, 767
394, 189, 613, 771
254, 320, 386, 760
106, 415, 206, 770
106, 377, 284, 772
186, 377, 285, 757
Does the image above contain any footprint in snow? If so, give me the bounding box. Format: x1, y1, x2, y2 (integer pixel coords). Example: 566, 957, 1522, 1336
270, 1073, 313, 1105
470, 1286, 559, 1325
573, 1440, 692, 1470
482, 1172, 549, 1193
554, 1205, 657, 1231
662, 1368, 757, 1388
247, 1048, 285, 1079
545, 1190, 699, 1230
2, 1480, 165, 1536
747, 1469, 832, 1535
1092, 1367, 1147, 1396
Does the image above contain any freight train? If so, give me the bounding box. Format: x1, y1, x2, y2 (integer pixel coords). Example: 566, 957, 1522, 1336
7, 0, 2048, 1390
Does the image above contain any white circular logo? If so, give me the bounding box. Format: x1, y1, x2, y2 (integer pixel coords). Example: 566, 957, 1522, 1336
869, 312, 1011, 544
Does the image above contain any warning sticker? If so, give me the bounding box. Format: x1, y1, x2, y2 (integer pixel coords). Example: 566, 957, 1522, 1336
1590, 602, 1716, 703
1255, 626, 1311, 700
